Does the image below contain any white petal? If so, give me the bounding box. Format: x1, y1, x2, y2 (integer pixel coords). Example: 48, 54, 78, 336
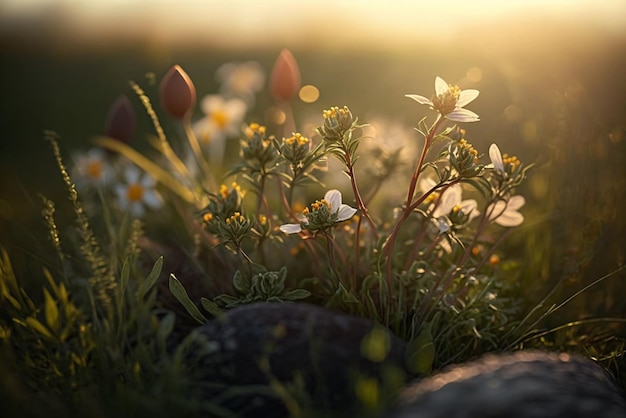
225, 98, 247, 119
324, 189, 342, 212
125, 165, 141, 183
495, 211, 524, 227
129, 202, 145, 218
435, 76, 449, 96
456, 89, 480, 107
336, 204, 357, 222
142, 191, 162, 209
487, 200, 507, 221
405, 94, 433, 106
460, 199, 480, 221
200, 95, 225, 115
419, 177, 437, 193
489, 143, 505, 173
279, 223, 302, 234
445, 108, 480, 122
433, 186, 461, 218
507, 195, 526, 211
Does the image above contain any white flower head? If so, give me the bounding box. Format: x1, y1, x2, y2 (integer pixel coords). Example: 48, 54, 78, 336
279, 189, 357, 235
72, 148, 112, 189
487, 195, 525, 227
193, 95, 247, 164
216, 61, 265, 105
114, 165, 162, 218
406, 76, 480, 122
419, 178, 479, 221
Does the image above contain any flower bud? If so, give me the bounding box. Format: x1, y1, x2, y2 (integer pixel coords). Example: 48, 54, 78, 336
160, 65, 196, 119
105, 95, 137, 144
269, 49, 301, 102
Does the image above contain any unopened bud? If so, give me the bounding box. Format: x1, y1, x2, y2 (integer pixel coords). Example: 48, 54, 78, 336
160, 65, 196, 119
105, 95, 137, 144
269, 49, 301, 102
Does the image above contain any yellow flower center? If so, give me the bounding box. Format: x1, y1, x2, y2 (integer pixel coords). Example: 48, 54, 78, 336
203, 212, 214, 222
432, 84, 461, 115
127, 183, 144, 203
212, 110, 229, 129
284, 132, 310, 145
86, 161, 103, 179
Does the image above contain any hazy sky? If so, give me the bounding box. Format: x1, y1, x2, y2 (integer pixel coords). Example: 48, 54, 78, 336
1, 0, 625, 47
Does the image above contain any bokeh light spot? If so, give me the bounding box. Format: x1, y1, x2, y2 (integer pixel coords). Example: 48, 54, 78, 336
504, 104, 523, 123
266, 106, 286, 125
466, 67, 483, 83
299, 85, 320, 103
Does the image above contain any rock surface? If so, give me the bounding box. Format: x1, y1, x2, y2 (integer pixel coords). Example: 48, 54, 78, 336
387, 350, 626, 418
185, 302, 409, 417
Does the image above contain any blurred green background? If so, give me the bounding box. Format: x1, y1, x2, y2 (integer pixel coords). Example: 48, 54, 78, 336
0, 1, 625, 338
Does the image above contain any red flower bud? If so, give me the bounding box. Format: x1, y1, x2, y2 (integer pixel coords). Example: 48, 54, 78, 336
269, 49, 301, 102
160, 64, 196, 119
105, 95, 137, 144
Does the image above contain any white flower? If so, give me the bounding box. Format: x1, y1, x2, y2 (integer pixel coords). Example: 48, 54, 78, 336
72, 148, 112, 189
279, 189, 357, 234
489, 143, 505, 174
193, 95, 247, 164
114, 165, 162, 217
419, 178, 479, 220
487, 195, 525, 227
216, 61, 265, 105
406, 76, 480, 122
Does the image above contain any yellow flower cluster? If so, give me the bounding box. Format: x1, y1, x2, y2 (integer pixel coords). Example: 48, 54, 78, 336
220, 182, 242, 198
459, 138, 479, 163
284, 132, 310, 146
322, 106, 350, 119
502, 154, 521, 169
244, 122, 267, 138
226, 212, 245, 224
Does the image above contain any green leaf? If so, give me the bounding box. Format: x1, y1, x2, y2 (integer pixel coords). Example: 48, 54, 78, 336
138, 256, 163, 299
120, 257, 131, 295
201, 297, 224, 317
283, 289, 311, 301
157, 312, 176, 342
25, 317, 54, 341
43, 288, 60, 335
406, 326, 436, 375
168, 274, 208, 324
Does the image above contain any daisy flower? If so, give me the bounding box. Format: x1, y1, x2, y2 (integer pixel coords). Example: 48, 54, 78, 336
419, 178, 479, 220
114, 165, 162, 217
193, 95, 247, 164
216, 61, 265, 105
72, 148, 112, 190
280, 189, 357, 234
406, 76, 480, 122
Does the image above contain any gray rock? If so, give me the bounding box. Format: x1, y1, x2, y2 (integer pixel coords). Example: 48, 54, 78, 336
185, 302, 409, 417
388, 350, 626, 418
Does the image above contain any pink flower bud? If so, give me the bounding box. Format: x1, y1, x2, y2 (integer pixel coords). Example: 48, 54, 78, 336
269, 49, 301, 102
105, 95, 137, 144
160, 64, 196, 119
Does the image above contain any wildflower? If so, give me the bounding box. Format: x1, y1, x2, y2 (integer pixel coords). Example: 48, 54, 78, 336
72, 148, 112, 189
487, 195, 525, 227
318, 106, 356, 143
193, 95, 247, 164
419, 178, 479, 220
216, 61, 265, 105
114, 165, 162, 217
489, 143, 521, 177
269, 49, 301, 102
105, 95, 137, 144
406, 76, 480, 122
280, 189, 357, 234
160, 65, 196, 120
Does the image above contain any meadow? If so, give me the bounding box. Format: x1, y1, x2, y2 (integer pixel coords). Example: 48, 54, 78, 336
1, 15, 625, 417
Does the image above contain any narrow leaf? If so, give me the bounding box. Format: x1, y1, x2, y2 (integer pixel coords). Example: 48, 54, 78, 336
200, 297, 224, 317
168, 274, 208, 324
